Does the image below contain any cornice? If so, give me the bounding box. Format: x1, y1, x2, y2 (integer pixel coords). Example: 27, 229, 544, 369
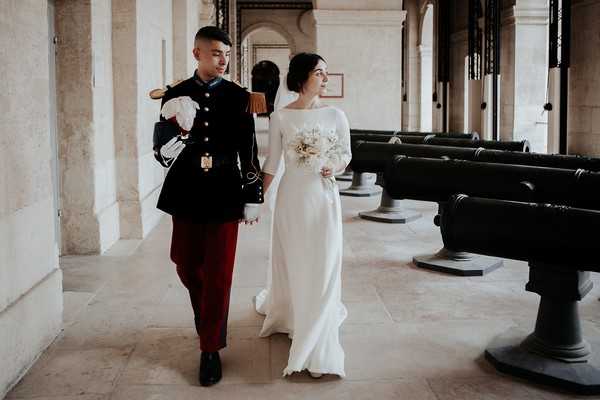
311, 9, 406, 27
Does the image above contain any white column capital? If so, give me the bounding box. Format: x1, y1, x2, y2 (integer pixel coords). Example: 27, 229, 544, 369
502, 5, 548, 26
311, 9, 406, 27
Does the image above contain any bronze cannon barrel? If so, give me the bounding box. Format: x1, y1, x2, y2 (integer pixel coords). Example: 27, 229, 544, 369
425, 137, 530, 152
350, 141, 478, 173
383, 156, 600, 210
440, 195, 600, 270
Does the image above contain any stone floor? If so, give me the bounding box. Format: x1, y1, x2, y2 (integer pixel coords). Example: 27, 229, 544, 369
7, 184, 600, 399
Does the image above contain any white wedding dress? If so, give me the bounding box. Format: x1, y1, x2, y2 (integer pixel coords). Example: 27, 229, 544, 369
255, 106, 351, 377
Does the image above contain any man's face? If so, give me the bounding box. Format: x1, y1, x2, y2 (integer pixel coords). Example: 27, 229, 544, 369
193, 39, 231, 79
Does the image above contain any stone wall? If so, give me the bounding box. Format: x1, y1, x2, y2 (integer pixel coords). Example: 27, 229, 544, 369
313, 8, 405, 130
0, 0, 63, 396
568, 0, 600, 155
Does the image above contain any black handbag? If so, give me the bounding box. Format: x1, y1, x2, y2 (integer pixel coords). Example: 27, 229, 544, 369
153, 120, 180, 149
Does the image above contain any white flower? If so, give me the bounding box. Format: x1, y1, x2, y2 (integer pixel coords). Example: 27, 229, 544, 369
287, 124, 343, 174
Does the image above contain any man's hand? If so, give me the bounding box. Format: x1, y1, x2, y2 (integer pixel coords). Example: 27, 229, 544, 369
242, 204, 260, 225
160, 137, 186, 162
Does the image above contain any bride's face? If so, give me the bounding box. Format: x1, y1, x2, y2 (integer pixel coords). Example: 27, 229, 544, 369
301, 60, 329, 97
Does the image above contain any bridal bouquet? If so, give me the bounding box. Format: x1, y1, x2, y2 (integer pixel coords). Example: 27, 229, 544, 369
287, 123, 343, 175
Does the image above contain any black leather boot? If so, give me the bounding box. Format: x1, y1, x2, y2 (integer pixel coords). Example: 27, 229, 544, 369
199, 351, 222, 386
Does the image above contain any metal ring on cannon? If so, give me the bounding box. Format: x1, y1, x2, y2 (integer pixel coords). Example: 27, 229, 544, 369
441, 194, 600, 395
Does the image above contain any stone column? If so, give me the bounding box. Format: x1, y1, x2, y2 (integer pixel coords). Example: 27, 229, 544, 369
567, 0, 600, 156
312, 8, 405, 130
418, 44, 433, 131
112, 0, 172, 240
229, 0, 238, 80
56, 0, 120, 254
173, 0, 200, 81
199, 0, 214, 28
501, 2, 548, 151
482, 74, 500, 140
449, 29, 469, 132
404, 0, 420, 130
467, 78, 483, 134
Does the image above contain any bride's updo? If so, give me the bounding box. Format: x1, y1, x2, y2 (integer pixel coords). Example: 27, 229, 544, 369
286, 53, 326, 93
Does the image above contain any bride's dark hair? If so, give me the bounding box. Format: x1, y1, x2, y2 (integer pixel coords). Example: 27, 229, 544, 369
286, 53, 326, 93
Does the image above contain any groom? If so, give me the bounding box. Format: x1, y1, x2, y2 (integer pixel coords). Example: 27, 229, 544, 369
154, 26, 263, 386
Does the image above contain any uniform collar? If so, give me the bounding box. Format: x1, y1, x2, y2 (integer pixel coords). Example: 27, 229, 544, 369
193, 71, 223, 89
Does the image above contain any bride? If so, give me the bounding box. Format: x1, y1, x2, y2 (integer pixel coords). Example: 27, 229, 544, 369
254, 53, 351, 378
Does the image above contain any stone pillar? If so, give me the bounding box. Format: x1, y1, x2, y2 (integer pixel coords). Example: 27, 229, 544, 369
547, 67, 561, 153
467, 78, 483, 134
56, 0, 120, 254
404, 0, 420, 130
112, 0, 172, 240
418, 44, 433, 131
199, 0, 214, 28
566, 0, 600, 156
449, 30, 469, 132
501, 2, 548, 151
482, 74, 500, 140
173, 0, 200, 81
312, 7, 405, 130
229, 0, 237, 80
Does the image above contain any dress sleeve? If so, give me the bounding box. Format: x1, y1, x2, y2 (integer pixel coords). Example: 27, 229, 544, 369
333, 108, 352, 174
262, 111, 283, 176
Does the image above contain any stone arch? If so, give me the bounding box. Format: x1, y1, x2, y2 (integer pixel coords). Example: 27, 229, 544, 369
241, 22, 297, 55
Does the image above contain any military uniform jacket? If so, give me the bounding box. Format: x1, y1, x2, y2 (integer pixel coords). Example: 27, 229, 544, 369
155, 73, 264, 223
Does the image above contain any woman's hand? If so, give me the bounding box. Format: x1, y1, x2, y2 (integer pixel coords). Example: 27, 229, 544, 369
320, 166, 333, 178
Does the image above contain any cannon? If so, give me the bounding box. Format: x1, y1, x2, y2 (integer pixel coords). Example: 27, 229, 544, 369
441, 194, 600, 394
339, 130, 478, 185
350, 141, 600, 209
340, 134, 429, 196
384, 156, 600, 275
341, 134, 529, 196
342, 132, 479, 195
349, 142, 479, 222
475, 149, 600, 171
349, 129, 479, 140
424, 137, 531, 152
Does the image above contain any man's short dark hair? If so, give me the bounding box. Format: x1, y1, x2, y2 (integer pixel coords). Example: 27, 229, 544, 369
195, 26, 232, 47
286, 53, 326, 93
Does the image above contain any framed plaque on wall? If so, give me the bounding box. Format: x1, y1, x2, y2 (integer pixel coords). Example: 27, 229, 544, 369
321, 73, 344, 98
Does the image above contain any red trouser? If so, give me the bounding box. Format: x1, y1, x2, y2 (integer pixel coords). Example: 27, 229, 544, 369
170, 217, 239, 352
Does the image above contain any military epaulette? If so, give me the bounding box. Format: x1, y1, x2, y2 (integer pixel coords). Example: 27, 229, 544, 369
149, 79, 184, 100
232, 80, 267, 114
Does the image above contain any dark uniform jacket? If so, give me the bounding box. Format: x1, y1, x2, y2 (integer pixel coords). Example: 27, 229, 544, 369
155, 73, 263, 223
